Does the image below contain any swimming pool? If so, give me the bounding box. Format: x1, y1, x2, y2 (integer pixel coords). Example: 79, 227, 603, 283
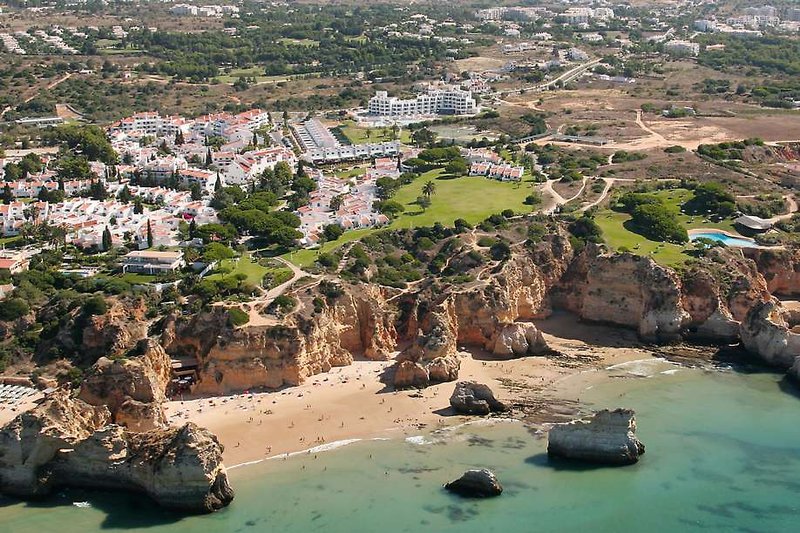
689, 231, 761, 248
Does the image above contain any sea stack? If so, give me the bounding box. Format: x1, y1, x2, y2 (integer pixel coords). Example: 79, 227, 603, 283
444, 469, 503, 498
547, 408, 645, 465
449, 381, 507, 415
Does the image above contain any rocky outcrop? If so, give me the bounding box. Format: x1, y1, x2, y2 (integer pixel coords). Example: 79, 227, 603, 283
680, 268, 740, 342
788, 357, 800, 385
444, 469, 503, 498
427, 354, 460, 382
78, 339, 172, 432
393, 360, 430, 389
741, 300, 800, 368
0, 389, 109, 497
745, 247, 800, 297
56, 423, 234, 513
547, 408, 645, 465
80, 298, 149, 359
491, 322, 548, 357
397, 299, 461, 387
164, 285, 399, 395
449, 381, 506, 415
0, 390, 233, 513
555, 250, 689, 342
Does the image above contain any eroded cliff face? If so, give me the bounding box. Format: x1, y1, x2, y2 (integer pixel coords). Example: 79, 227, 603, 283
152, 229, 796, 392
164, 284, 398, 395
77, 339, 172, 432
554, 248, 690, 342
741, 300, 800, 368
393, 235, 571, 387
745, 248, 800, 297
80, 298, 149, 359
680, 248, 772, 341
0, 390, 233, 513
0, 390, 109, 497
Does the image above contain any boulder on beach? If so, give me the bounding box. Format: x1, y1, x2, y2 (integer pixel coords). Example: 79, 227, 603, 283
547, 408, 645, 465
449, 381, 507, 415
393, 360, 429, 389
444, 469, 503, 498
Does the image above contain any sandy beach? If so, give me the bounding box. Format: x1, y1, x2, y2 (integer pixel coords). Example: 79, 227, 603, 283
166, 315, 659, 466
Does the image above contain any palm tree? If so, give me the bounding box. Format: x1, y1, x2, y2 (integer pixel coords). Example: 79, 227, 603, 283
422, 181, 436, 199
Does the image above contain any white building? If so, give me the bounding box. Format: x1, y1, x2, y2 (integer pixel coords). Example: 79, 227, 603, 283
664, 40, 700, 57
694, 19, 718, 32
368, 88, 477, 117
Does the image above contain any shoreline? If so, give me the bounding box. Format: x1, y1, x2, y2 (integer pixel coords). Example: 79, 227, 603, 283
166, 314, 664, 467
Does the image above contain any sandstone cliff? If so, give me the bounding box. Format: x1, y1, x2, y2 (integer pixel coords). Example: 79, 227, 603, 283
0, 390, 233, 513
554, 248, 690, 342
741, 300, 800, 368
77, 339, 172, 432
745, 248, 800, 297
164, 283, 398, 395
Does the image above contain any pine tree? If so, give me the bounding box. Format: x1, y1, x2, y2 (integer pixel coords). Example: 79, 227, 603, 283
118, 184, 132, 203
175, 130, 185, 146
252, 131, 258, 147
146, 219, 153, 248
205, 148, 213, 167
133, 197, 143, 214
215, 172, 222, 191
102, 226, 112, 251
189, 219, 197, 239
2, 183, 14, 205
58, 177, 65, 192
190, 183, 202, 201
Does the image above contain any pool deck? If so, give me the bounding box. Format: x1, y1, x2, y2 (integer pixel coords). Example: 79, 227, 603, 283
688, 228, 782, 249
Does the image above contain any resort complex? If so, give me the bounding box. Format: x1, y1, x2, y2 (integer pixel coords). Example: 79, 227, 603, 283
0, 1, 798, 532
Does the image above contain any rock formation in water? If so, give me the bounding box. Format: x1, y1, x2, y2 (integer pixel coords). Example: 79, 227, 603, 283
547, 408, 645, 465
449, 381, 507, 415
741, 300, 800, 368
0, 390, 234, 513
444, 468, 503, 498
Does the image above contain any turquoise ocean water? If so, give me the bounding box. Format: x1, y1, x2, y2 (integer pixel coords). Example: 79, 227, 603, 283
2, 360, 799, 532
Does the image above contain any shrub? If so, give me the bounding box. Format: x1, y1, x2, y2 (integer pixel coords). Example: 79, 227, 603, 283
0, 298, 30, 321
477, 236, 496, 247
323, 224, 344, 242
489, 241, 511, 261
568, 216, 604, 244
227, 307, 250, 327
82, 295, 108, 316
316, 253, 338, 269
631, 204, 688, 243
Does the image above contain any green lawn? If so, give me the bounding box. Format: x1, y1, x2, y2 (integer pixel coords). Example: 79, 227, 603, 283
337, 121, 412, 145
216, 69, 290, 84
334, 167, 367, 179
278, 38, 319, 47
118, 273, 159, 284
595, 188, 740, 266
283, 169, 537, 267
387, 169, 535, 229
0, 236, 22, 247
207, 254, 269, 285
284, 229, 375, 268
